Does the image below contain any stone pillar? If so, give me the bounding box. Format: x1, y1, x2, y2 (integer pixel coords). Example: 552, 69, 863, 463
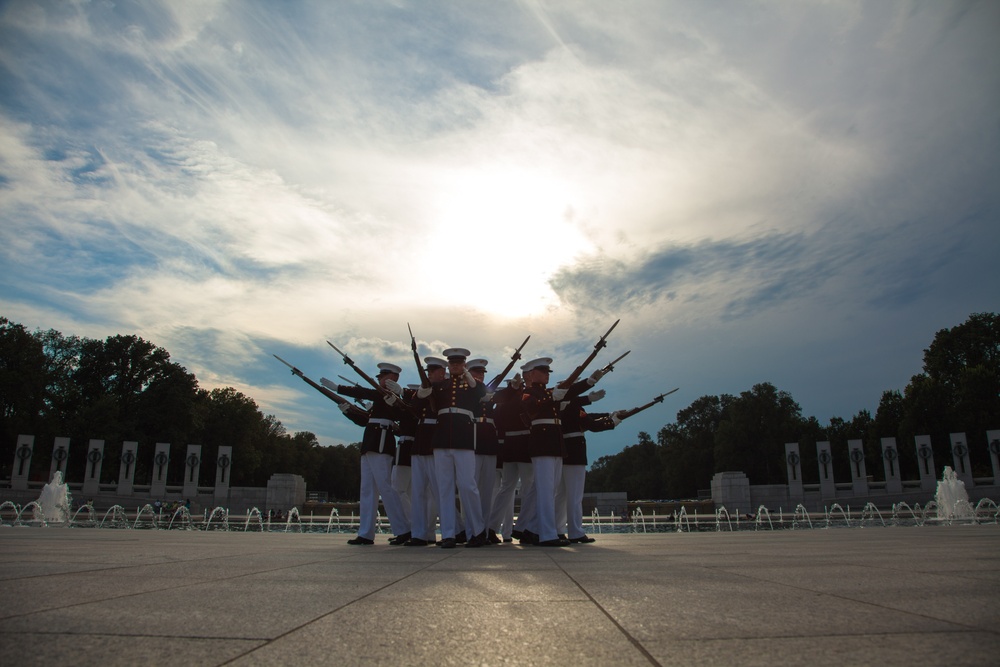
50, 436, 70, 481
182, 444, 202, 499
11, 434, 35, 490
949, 432, 974, 486
914, 435, 937, 492
214, 446, 233, 505
848, 440, 869, 496
784, 443, 803, 500
880, 438, 902, 494
118, 441, 139, 495
266, 473, 307, 512
150, 442, 171, 498
81, 439, 106, 497
816, 441, 836, 500
987, 429, 1000, 484
710, 471, 751, 513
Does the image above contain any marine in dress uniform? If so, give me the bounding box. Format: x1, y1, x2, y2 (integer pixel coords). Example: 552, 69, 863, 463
405, 357, 447, 546
392, 385, 419, 526
423, 347, 488, 548
556, 397, 614, 544
521, 358, 608, 547
489, 374, 534, 543
335, 363, 411, 545
467, 358, 499, 543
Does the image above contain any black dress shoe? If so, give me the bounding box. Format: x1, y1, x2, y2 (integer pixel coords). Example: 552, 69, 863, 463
388, 532, 411, 545
404, 537, 429, 546
538, 538, 570, 547
519, 530, 538, 545
558, 534, 567, 540
455, 530, 467, 544
465, 532, 488, 548
569, 535, 596, 544
503, 537, 513, 543
511, 530, 523, 540
487, 529, 502, 544
347, 536, 374, 545
439, 537, 457, 549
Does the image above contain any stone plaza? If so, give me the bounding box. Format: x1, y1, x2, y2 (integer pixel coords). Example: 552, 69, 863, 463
0, 525, 997, 666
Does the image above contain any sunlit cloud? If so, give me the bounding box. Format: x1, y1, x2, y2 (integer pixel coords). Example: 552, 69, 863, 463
1, 0, 998, 457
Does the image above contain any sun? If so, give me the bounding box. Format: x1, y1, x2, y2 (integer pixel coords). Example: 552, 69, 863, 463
414, 164, 595, 318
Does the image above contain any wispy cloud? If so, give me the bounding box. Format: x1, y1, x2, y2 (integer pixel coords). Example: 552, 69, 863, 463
1, 0, 998, 457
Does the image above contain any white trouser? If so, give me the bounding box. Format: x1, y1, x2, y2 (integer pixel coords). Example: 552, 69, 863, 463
531, 456, 562, 542
475, 454, 497, 531
434, 448, 484, 539
359, 452, 410, 540
490, 462, 520, 536
511, 461, 537, 535
391, 464, 412, 524
410, 455, 439, 542
560, 464, 586, 539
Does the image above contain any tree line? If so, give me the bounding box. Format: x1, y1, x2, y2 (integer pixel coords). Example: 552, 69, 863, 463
2, 313, 997, 501
0, 317, 361, 499
586, 312, 1000, 499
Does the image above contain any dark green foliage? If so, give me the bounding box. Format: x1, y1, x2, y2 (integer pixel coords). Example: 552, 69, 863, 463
586, 312, 999, 499
0, 317, 362, 499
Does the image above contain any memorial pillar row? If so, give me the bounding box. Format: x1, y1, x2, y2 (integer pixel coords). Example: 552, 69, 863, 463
81, 439, 106, 497
49, 436, 70, 482
11, 434, 35, 491
785, 443, 803, 500
182, 444, 202, 499
117, 441, 139, 495
949, 432, 974, 487
880, 437, 902, 494
914, 435, 937, 492
847, 439, 868, 496
150, 442, 171, 498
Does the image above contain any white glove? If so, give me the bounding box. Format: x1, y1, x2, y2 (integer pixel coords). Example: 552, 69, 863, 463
559, 401, 569, 411
551, 387, 568, 401
611, 411, 623, 426
383, 393, 398, 405
509, 373, 524, 390
588, 389, 606, 403
417, 386, 433, 399
463, 371, 477, 387
338, 403, 351, 414
588, 368, 608, 385
480, 391, 495, 403
383, 379, 402, 395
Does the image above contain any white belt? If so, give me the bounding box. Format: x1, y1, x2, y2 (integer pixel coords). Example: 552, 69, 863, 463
504, 430, 529, 437
398, 436, 415, 442
421, 418, 437, 425
438, 407, 475, 419
532, 419, 561, 426
476, 417, 495, 424
368, 418, 394, 428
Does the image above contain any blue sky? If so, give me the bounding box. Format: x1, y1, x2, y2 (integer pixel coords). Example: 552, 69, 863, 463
1, 0, 998, 463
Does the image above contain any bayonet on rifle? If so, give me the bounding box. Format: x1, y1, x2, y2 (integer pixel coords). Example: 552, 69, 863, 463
615, 388, 679, 421
487, 335, 531, 391
558, 319, 620, 389
272, 354, 369, 418
407, 323, 431, 387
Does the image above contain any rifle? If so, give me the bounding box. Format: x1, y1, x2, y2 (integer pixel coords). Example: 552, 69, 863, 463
614, 388, 679, 421
326, 340, 412, 410
487, 335, 530, 391
407, 323, 431, 387
272, 355, 370, 423
323, 376, 371, 409
558, 319, 620, 389
596, 349, 630, 375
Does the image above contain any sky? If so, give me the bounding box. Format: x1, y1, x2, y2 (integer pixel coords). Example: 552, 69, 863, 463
1, 0, 998, 465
